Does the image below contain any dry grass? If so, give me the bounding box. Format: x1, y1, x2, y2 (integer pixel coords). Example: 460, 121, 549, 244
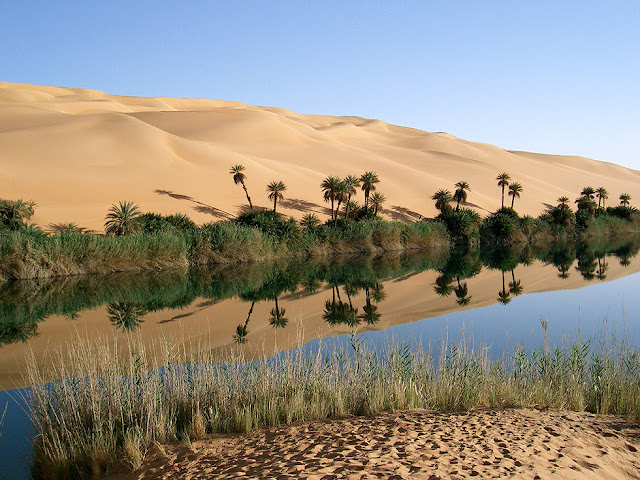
25, 332, 640, 479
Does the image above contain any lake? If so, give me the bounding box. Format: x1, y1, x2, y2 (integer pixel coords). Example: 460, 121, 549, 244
1, 235, 640, 478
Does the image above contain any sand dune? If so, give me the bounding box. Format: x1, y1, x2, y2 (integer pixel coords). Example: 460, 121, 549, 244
1, 81, 639, 231
107, 408, 640, 479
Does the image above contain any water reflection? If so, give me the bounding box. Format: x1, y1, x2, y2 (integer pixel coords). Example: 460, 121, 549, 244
1, 236, 639, 349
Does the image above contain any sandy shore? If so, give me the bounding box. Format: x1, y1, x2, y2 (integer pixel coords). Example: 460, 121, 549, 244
107, 408, 640, 479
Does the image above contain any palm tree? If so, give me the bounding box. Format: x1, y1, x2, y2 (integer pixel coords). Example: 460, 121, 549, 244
508, 270, 524, 296
620, 193, 632, 206
508, 182, 523, 209
269, 296, 288, 328
266, 181, 286, 213
370, 192, 386, 216
360, 171, 380, 210
299, 213, 321, 229
233, 301, 254, 344
321, 176, 342, 220
596, 187, 608, 209
359, 287, 381, 325
454, 279, 471, 306
453, 181, 470, 211
335, 181, 349, 218
432, 189, 453, 214
496, 173, 511, 208
0, 199, 36, 230
557, 196, 570, 210
497, 271, 511, 305
344, 200, 360, 219
107, 302, 146, 332
434, 274, 454, 297
580, 187, 596, 200
343, 175, 360, 216
230, 164, 253, 209
105, 201, 141, 236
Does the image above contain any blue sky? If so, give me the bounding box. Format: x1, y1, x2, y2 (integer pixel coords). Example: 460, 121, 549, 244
2, 1, 639, 168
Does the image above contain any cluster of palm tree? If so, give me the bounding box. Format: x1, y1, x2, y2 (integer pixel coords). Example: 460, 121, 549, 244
496, 173, 523, 210
574, 186, 632, 214
0, 198, 36, 231
432, 181, 471, 214
229, 164, 287, 213
321, 171, 385, 221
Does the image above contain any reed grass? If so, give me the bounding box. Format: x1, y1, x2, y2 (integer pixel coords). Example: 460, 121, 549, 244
26, 332, 640, 479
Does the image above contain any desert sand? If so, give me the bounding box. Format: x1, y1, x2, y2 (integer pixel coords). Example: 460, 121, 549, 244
106, 408, 640, 479
1, 81, 640, 231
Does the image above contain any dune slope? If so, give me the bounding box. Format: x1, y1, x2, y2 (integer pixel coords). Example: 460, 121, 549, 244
1, 82, 639, 231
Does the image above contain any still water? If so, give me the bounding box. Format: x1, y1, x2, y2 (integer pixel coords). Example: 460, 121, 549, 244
1, 236, 640, 477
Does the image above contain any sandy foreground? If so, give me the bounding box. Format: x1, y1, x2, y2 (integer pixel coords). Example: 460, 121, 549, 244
107, 408, 640, 480
2, 82, 640, 230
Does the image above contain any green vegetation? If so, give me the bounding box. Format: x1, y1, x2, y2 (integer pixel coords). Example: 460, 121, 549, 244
1, 168, 639, 281
27, 333, 640, 479
3, 236, 638, 347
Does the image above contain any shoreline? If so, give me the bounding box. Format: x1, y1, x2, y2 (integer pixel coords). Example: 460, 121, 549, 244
106, 407, 640, 480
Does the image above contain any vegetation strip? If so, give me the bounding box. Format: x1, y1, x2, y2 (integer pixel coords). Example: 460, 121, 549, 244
1, 169, 638, 281
26, 334, 640, 479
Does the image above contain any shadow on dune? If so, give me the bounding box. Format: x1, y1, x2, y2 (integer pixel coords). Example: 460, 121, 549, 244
154, 189, 235, 220
385, 206, 424, 223
279, 198, 332, 216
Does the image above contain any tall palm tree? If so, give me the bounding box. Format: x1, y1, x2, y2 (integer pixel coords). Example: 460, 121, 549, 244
343, 175, 360, 216
453, 181, 470, 211
454, 279, 471, 306
620, 193, 632, 206
580, 187, 596, 200
432, 189, 453, 214
230, 164, 253, 209
370, 192, 386, 216
497, 271, 512, 305
335, 181, 349, 218
360, 171, 380, 209
266, 180, 286, 213
321, 176, 342, 220
557, 196, 570, 210
104, 201, 141, 236
233, 301, 254, 344
269, 296, 288, 328
508, 182, 523, 209
496, 173, 511, 209
596, 187, 608, 209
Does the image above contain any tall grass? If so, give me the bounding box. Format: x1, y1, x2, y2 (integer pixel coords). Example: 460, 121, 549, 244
26, 333, 640, 479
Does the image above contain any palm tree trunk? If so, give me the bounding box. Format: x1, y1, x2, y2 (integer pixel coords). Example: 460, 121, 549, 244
365, 190, 369, 209
511, 195, 515, 209
245, 301, 255, 329
330, 197, 335, 220
501, 186, 505, 209
241, 181, 253, 209
344, 194, 351, 218
273, 197, 277, 213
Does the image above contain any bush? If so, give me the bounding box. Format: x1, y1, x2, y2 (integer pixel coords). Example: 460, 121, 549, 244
138, 213, 197, 234
481, 212, 517, 241
437, 209, 481, 244
606, 206, 637, 220
234, 211, 301, 240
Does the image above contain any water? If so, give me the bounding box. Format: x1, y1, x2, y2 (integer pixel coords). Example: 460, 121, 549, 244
1, 236, 640, 478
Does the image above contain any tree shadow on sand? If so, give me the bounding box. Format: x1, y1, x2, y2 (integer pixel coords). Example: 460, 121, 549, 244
278, 198, 333, 216
154, 189, 235, 221
384, 206, 424, 223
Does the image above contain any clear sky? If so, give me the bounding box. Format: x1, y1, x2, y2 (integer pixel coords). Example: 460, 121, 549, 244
2, 1, 639, 168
